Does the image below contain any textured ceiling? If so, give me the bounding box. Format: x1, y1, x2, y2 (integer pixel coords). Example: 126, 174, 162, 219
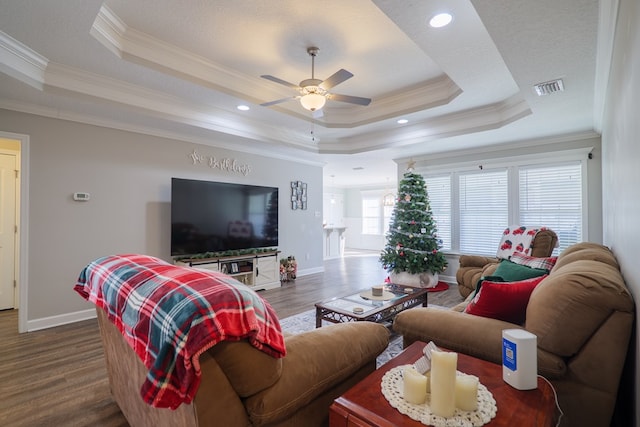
0, 0, 607, 187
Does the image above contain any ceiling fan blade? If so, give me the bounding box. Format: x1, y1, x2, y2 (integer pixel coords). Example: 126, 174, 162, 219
329, 93, 371, 106
260, 75, 301, 89
319, 69, 353, 90
260, 96, 299, 107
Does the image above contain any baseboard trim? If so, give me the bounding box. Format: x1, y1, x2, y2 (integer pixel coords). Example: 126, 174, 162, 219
440, 274, 455, 284
296, 266, 324, 277
26, 308, 96, 332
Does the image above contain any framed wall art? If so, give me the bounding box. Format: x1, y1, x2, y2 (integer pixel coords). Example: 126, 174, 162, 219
291, 181, 307, 210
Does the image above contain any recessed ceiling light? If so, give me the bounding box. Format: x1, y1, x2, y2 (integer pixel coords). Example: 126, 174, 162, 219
397, 119, 409, 124
429, 13, 453, 28
237, 105, 250, 111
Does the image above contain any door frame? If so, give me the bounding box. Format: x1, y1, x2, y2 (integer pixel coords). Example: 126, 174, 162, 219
0, 131, 29, 333
0, 150, 18, 309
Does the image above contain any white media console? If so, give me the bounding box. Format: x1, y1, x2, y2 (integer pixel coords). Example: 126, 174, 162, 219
176, 251, 281, 291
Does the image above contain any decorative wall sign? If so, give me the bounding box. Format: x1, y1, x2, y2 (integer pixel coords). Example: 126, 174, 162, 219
189, 149, 252, 176
291, 181, 307, 210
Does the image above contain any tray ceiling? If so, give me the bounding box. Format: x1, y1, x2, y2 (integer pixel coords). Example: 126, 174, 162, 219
0, 0, 606, 186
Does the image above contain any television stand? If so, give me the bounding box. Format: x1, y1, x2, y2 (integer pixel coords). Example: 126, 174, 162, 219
176, 251, 281, 291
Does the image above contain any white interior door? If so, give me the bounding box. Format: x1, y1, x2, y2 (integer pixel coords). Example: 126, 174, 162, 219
0, 153, 17, 310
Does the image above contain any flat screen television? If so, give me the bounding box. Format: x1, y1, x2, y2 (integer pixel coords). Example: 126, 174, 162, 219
171, 178, 278, 256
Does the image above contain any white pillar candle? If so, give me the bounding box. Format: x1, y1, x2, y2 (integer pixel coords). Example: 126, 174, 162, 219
403, 366, 427, 404
425, 371, 431, 393
430, 350, 457, 418
455, 374, 479, 411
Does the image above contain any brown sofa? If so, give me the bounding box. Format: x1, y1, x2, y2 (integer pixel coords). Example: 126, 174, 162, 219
97, 308, 389, 427
456, 228, 558, 297
393, 242, 635, 427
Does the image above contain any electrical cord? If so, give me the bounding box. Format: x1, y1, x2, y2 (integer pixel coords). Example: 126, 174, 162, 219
538, 374, 563, 427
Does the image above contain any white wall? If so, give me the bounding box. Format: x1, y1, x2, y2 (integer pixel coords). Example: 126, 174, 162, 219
342, 187, 387, 251
601, 0, 640, 423
0, 109, 324, 330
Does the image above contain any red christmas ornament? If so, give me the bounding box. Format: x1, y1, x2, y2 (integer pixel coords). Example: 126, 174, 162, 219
400, 252, 405, 256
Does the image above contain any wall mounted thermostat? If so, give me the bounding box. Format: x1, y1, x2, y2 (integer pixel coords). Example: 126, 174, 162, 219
502, 329, 537, 390
73, 192, 90, 201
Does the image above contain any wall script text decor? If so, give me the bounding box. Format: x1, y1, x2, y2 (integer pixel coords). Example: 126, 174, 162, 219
189, 149, 252, 176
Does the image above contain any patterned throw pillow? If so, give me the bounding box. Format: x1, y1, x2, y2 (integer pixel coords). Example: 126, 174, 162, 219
464, 275, 548, 324
510, 252, 557, 272
495, 226, 540, 259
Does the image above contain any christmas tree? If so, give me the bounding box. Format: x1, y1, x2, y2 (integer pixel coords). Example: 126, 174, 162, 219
380, 165, 447, 275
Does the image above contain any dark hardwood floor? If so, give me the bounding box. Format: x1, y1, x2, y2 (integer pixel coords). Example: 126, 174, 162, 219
261, 250, 391, 319
0, 251, 462, 426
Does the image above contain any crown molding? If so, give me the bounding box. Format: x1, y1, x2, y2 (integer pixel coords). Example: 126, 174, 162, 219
0, 99, 324, 167
593, 0, 619, 133
89, 4, 127, 58
317, 75, 463, 128
317, 96, 532, 154
42, 62, 318, 150
90, 5, 464, 129
0, 36, 533, 157
0, 30, 48, 90
397, 130, 600, 166
91, 5, 303, 105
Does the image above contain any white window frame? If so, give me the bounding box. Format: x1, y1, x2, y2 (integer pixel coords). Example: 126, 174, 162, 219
418, 149, 590, 256
361, 190, 393, 236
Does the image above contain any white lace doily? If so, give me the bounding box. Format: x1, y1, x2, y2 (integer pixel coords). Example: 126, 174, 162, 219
381, 365, 497, 427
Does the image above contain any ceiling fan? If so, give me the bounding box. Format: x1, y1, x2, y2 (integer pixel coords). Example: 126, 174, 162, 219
260, 47, 372, 112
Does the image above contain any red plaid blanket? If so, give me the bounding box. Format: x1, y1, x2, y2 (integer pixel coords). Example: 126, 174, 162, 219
74, 254, 286, 409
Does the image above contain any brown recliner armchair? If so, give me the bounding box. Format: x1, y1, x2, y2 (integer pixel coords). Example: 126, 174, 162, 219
394, 242, 635, 426
456, 227, 558, 297
97, 308, 389, 427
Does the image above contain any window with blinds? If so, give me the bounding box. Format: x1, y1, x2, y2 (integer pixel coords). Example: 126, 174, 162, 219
459, 169, 509, 255
424, 174, 452, 251
422, 157, 586, 256
519, 162, 582, 254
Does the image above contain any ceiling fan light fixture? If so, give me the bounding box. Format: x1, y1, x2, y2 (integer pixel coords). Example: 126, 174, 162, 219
260, 46, 370, 110
300, 92, 326, 111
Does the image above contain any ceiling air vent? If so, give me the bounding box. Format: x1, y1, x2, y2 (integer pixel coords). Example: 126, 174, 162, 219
533, 79, 564, 96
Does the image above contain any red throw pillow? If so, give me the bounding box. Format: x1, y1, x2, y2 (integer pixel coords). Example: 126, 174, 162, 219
464, 275, 548, 324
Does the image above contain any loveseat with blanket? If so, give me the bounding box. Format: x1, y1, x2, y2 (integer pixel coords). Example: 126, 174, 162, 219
75, 254, 389, 427
393, 242, 635, 427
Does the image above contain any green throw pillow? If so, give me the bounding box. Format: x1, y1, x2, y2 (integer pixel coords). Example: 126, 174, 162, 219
493, 259, 548, 281
471, 261, 547, 298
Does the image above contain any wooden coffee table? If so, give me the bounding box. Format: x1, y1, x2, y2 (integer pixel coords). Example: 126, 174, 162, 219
329, 341, 560, 427
315, 284, 428, 328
